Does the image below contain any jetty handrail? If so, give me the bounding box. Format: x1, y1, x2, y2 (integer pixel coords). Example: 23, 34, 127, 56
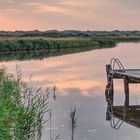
110, 58, 125, 71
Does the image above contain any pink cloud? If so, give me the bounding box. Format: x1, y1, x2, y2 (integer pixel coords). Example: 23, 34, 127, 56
0, 0, 140, 30
36, 4, 68, 14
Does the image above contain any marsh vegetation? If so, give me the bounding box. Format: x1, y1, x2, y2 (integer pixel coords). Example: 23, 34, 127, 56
0, 36, 139, 57
0, 68, 50, 140
0, 36, 122, 61
0, 67, 79, 140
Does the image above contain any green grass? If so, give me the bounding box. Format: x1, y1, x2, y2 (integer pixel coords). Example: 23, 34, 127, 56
0, 68, 49, 140
0, 36, 116, 52
0, 37, 93, 51
0, 36, 139, 52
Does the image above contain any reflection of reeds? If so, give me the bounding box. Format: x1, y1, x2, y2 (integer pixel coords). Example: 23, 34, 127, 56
53, 86, 56, 100
49, 111, 52, 140
0, 37, 117, 62
69, 107, 78, 140
49, 110, 61, 140
0, 46, 95, 62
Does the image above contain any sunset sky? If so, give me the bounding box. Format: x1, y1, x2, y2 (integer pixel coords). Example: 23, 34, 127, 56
0, 0, 140, 31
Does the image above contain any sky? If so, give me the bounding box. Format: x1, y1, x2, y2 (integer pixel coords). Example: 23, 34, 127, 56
0, 0, 140, 31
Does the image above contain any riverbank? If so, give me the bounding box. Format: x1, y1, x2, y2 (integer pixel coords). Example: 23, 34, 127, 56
0, 36, 139, 61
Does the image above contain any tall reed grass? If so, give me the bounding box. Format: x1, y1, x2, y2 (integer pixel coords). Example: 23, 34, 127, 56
0, 68, 50, 140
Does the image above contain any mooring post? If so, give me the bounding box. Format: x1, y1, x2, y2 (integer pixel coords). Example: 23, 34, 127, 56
105, 64, 114, 121
106, 64, 114, 105
124, 76, 129, 108
106, 65, 111, 82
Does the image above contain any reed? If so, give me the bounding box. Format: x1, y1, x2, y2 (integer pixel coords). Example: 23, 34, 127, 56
0, 68, 50, 140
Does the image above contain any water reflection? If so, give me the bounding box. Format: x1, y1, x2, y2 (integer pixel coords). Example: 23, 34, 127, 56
106, 105, 140, 129
0, 46, 95, 62
1, 43, 140, 140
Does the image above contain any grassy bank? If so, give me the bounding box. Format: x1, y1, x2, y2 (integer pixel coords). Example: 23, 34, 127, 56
0, 68, 49, 140
94, 36, 140, 43
0, 36, 139, 61
0, 36, 139, 52
0, 36, 116, 52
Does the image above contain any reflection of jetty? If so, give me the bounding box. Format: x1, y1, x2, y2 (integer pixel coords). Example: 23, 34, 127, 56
105, 58, 140, 129
112, 105, 140, 128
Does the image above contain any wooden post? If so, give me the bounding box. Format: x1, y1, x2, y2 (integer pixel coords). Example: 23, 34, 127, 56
106, 65, 111, 82
105, 64, 114, 121
124, 76, 129, 108
106, 65, 114, 105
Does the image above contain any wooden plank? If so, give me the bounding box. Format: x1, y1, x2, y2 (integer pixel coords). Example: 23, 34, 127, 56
113, 105, 140, 109
112, 69, 140, 72
113, 71, 140, 78
110, 69, 140, 83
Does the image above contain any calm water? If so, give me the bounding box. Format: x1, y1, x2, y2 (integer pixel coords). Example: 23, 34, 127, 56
1, 43, 140, 140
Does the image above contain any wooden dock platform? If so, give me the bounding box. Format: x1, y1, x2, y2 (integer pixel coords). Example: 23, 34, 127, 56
105, 58, 140, 129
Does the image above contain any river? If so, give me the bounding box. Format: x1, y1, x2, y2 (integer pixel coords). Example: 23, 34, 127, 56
1, 43, 140, 140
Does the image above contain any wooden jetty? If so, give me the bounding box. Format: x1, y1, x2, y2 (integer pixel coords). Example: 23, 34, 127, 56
105, 58, 140, 129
